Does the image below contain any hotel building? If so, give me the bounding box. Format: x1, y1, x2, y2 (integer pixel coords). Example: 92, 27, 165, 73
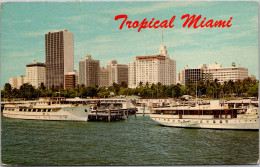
178, 62, 248, 85
106, 60, 128, 86
9, 75, 27, 89
79, 55, 100, 86
26, 60, 46, 88
128, 45, 176, 88
45, 29, 74, 89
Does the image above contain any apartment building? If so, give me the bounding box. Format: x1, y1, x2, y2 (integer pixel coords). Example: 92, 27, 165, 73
106, 60, 128, 86
45, 29, 74, 89
178, 62, 248, 85
79, 55, 100, 86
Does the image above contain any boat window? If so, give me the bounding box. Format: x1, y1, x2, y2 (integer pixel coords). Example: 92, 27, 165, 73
207, 120, 209, 123
19, 109, 22, 111
172, 111, 177, 115
213, 120, 216, 123
43, 109, 47, 112
220, 120, 222, 123
200, 120, 202, 123
48, 109, 51, 112
37, 109, 41, 112
28, 109, 31, 112
173, 120, 175, 122
33, 109, 36, 112
85, 109, 88, 112
226, 120, 228, 123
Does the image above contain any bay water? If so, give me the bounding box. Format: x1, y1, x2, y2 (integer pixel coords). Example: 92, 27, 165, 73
1, 116, 259, 165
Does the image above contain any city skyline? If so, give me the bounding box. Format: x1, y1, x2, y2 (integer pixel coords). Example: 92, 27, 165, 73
1, 2, 258, 87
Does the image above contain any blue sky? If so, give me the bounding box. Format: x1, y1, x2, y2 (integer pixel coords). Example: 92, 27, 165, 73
1, 1, 258, 87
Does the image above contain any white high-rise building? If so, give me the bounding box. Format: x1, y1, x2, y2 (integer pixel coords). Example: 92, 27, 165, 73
99, 67, 109, 87
128, 45, 176, 88
207, 62, 248, 84
9, 75, 27, 89
178, 62, 249, 85
26, 60, 46, 88
78, 55, 100, 86
106, 60, 128, 86
9, 77, 17, 89
45, 29, 74, 89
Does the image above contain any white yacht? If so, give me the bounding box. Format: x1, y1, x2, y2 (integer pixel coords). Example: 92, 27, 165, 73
3, 98, 90, 121
150, 100, 259, 130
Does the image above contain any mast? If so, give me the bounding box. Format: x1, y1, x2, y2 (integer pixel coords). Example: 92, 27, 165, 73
196, 81, 198, 105
162, 29, 164, 45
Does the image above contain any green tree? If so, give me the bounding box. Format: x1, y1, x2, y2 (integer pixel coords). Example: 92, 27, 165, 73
248, 83, 258, 97
19, 83, 36, 99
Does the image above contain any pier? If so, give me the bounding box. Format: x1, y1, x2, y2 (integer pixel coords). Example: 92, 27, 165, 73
88, 109, 129, 122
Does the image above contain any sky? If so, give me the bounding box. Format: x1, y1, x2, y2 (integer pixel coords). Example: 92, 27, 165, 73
1, 1, 258, 87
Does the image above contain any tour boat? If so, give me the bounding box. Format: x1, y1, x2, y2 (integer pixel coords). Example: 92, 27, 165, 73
2, 98, 90, 121
150, 100, 259, 130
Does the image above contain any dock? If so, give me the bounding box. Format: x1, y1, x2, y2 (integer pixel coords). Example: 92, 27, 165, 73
88, 109, 130, 122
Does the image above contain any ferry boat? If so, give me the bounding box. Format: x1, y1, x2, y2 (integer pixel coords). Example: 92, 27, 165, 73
150, 100, 259, 130
2, 98, 90, 121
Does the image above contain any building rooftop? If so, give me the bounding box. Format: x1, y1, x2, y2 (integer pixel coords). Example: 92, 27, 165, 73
26, 60, 45, 67
46, 29, 68, 33
136, 55, 166, 60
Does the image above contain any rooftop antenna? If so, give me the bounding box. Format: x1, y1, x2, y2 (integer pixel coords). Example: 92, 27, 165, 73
162, 29, 164, 45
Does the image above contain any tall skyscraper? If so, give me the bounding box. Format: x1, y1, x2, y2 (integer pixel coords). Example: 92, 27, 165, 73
79, 55, 100, 86
26, 60, 46, 88
106, 60, 128, 86
45, 29, 74, 89
99, 67, 109, 87
128, 44, 176, 88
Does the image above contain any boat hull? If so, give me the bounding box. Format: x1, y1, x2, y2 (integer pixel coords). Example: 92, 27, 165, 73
3, 106, 90, 122
150, 114, 259, 130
